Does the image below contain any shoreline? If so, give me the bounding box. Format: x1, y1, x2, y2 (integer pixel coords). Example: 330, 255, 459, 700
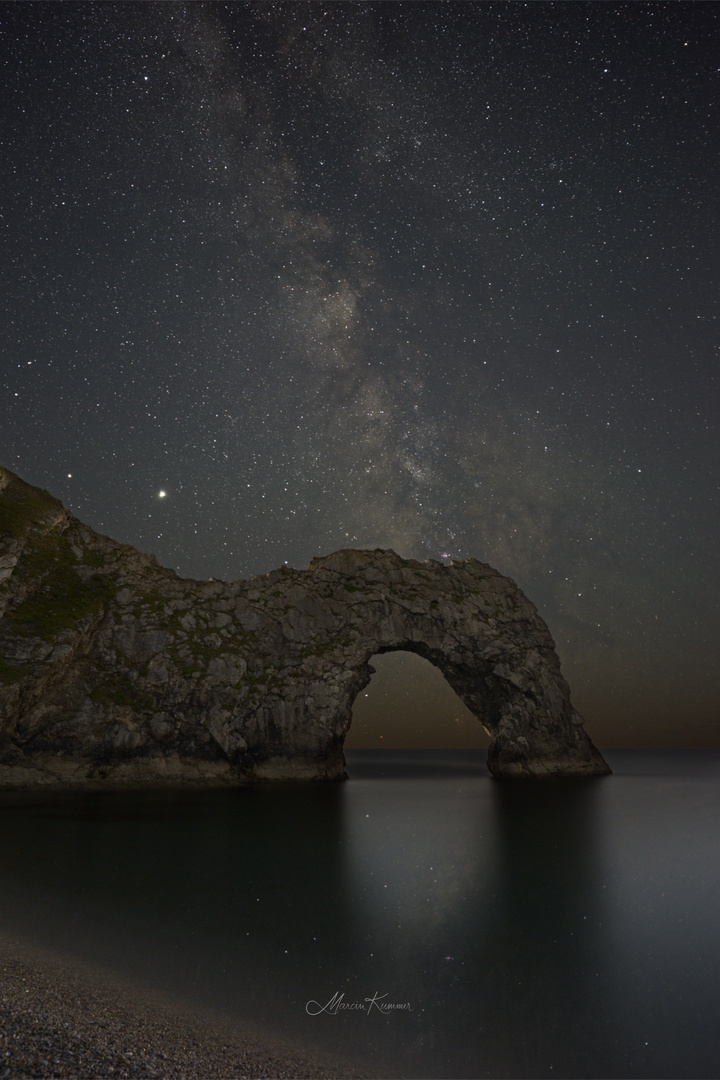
0, 933, 364, 1079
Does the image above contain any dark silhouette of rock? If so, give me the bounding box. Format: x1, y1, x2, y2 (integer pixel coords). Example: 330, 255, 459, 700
0, 467, 610, 784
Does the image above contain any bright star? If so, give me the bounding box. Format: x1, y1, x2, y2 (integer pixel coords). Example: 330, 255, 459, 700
158, 490, 166, 498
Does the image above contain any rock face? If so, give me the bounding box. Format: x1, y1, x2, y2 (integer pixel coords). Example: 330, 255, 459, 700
0, 467, 610, 784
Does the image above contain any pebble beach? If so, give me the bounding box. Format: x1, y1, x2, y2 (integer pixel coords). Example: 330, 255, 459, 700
0, 935, 362, 1080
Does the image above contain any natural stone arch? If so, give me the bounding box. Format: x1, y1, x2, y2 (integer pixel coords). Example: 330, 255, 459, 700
287, 549, 609, 779
342, 640, 497, 747
347, 648, 485, 748
0, 467, 610, 783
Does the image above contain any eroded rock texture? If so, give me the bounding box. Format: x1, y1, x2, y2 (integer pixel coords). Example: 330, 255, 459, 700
0, 467, 610, 784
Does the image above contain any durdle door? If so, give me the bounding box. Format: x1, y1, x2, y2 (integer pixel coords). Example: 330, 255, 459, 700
0, 466, 611, 785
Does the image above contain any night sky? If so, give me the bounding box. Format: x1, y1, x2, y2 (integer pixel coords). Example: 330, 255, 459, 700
2, 2, 718, 748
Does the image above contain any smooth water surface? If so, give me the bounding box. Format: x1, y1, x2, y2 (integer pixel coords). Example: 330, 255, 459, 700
0, 749, 719, 1078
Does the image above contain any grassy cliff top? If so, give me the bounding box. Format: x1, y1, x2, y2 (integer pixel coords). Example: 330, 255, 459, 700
0, 467, 67, 541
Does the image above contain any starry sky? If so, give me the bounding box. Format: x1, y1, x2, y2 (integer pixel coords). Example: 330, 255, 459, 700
1, 1, 718, 748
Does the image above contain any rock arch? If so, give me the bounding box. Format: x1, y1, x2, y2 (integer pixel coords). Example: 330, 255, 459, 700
285, 549, 609, 778
347, 648, 484, 747
0, 467, 610, 784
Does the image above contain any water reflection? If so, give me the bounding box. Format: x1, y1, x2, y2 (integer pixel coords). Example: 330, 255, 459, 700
0, 753, 719, 1078
0, 785, 354, 1023
483, 779, 612, 1078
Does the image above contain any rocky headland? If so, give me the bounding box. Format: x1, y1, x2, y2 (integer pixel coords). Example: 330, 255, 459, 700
0, 466, 610, 784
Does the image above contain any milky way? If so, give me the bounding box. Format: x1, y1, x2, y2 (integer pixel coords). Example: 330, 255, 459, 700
1, 2, 718, 745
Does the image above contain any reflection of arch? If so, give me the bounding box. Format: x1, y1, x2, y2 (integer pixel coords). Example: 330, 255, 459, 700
479, 779, 611, 1075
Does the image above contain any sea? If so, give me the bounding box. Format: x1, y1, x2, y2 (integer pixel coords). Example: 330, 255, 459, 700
0, 748, 719, 1080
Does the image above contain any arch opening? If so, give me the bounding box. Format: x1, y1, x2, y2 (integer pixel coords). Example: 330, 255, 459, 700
345, 649, 490, 749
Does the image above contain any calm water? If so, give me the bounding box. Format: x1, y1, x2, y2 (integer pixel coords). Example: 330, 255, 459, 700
0, 749, 719, 1079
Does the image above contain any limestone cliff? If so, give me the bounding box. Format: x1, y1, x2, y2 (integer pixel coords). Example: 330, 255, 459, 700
0, 467, 610, 784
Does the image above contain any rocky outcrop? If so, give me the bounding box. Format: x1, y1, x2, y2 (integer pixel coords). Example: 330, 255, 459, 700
0, 466, 610, 784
